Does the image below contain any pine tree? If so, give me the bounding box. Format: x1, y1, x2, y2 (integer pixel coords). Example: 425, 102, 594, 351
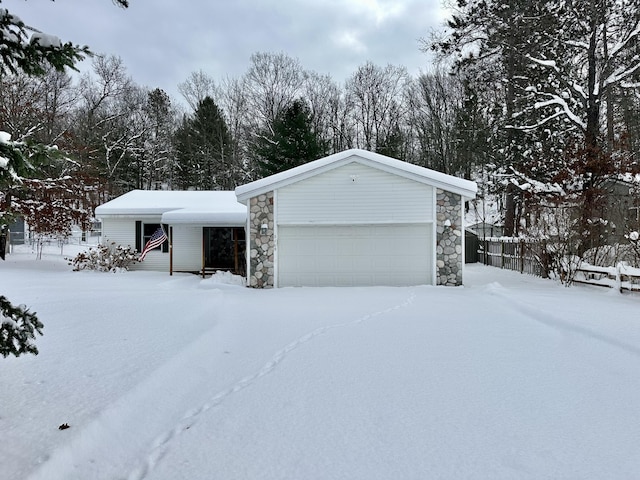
140, 88, 175, 189
253, 99, 326, 177
0, 296, 43, 357
174, 97, 234, 189
433, 0, 640, 247
1, 0, 128, 357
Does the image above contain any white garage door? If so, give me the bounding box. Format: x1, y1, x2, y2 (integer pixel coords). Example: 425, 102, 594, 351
277, 224, 432, 287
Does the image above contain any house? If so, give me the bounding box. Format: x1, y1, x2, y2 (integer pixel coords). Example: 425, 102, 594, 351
235, 149, 477, 287
94, 149, 477, 287
7, 217, 25, 245
94, 190, 246, 275
600, 176, 640, 244
467, 221, 504, 239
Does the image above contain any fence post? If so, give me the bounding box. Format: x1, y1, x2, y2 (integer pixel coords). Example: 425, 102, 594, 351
485, 239, 489, 265
616, 263, 622, 293
501, 239, 505, 269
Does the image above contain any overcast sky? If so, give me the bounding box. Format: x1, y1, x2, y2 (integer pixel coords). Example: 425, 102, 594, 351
9, 0, 450, 104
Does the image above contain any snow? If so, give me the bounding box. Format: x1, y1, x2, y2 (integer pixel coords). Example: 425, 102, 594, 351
2, 245, 640, 479
235, 149, 478, 203
95, 190, 246, 226
29, 33, 62, 49
160, 208, 246, 227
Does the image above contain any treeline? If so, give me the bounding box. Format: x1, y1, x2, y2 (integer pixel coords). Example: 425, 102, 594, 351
0, 52, 488, 199
431, 0, 640, 253
3, 0, 640, 258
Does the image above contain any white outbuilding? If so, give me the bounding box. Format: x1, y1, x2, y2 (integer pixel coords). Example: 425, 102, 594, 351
235, 149, 477, 288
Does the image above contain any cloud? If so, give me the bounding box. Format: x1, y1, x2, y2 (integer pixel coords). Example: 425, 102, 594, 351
331, 30, 368, 54
6, 0, 450, 103
342, 0, 408, 25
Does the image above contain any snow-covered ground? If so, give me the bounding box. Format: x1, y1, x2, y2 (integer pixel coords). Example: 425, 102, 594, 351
2, 244, 640, 480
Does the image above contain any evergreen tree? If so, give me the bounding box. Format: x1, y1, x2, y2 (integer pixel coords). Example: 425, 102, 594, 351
173, 114, 199, 189
174, 97, 233, 190
0, 296, 43, 358
254, 99, 326, 177
139, 88, 175, 189
0, 0, 129, 358
376, 123, 405, 160
433, 0, 640, 246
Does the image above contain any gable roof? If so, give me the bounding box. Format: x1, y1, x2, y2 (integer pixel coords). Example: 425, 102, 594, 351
95, 190, 246, 226
235, 149, 477, 203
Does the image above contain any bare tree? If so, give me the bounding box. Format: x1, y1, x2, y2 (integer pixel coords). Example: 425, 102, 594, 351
302, 71, 340, 155
243, 52, 304, 128
219, 76, 254, 183
407, 70, 465, 174
71, 55, 148, 194
0, 73, 44, 141
345, 62, 409, 154
178, 70, 219, 113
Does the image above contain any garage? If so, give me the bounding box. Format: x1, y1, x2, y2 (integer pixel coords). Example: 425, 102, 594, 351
235, 149, 477, 288
277, 224, 433, 287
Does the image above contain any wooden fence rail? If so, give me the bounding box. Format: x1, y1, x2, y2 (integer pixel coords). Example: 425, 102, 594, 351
574, 263, 640, 293
478, 237, 640, 292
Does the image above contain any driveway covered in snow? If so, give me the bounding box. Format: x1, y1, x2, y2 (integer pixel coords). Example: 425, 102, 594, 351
2, 250, 640, 479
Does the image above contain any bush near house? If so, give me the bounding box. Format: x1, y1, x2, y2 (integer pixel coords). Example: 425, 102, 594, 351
68, 242, 138, 273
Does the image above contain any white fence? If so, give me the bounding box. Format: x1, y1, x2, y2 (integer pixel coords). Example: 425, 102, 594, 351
574, 263, 640, 293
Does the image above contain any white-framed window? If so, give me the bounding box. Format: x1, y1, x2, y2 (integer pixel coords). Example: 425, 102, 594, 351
136, 221, 169, 253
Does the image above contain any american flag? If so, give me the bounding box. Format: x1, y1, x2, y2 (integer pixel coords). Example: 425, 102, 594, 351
139, 227, 167, 261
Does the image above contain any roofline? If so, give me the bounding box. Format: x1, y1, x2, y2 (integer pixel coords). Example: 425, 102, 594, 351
235, 149, 477, 202
94, 189, 243, 217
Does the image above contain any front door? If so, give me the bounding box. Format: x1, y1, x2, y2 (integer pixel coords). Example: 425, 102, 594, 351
203, 227, 245, 274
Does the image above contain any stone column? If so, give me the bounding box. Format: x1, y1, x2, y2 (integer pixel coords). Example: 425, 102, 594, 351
436, 189, 463, 286
248, 192, 275, 288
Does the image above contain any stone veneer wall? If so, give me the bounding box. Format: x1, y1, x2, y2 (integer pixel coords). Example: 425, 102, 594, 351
436, 189, 463, 286
248, 191, 275, 288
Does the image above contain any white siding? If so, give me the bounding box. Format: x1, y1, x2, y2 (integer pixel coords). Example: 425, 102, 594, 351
277, 162, 434, 225
101, 217, 137, 249
277, 224, 432, 287
100, 216, 169, 272
172, 225, 203, 272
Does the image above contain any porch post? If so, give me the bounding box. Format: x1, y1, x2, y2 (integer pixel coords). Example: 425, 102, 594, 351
202, 227, 205, 278
234, 228, 239, 274
169, 226, 173, 276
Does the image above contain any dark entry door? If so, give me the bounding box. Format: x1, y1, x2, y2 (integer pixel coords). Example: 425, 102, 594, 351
203, 227, 246, 273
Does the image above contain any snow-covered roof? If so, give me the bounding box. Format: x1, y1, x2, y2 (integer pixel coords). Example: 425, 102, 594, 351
95, 190, 246, 226
161, 208, 246, 226
235, 149, 478, 203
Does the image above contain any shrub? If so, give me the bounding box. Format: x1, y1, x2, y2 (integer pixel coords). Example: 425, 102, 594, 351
68, 242, 138, 272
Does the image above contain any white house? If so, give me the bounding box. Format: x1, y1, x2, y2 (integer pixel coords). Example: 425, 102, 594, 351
235, 149, 477, 288
95, 149, 477, 287
94, 190, 246, 274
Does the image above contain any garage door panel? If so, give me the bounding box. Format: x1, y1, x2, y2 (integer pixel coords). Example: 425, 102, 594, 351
277, 224, 432, 287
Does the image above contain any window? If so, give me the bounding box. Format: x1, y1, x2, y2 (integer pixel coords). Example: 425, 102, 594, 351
135, 221, 169, 253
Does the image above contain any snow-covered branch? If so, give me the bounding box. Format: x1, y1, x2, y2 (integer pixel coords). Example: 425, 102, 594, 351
526, 55, 560, 73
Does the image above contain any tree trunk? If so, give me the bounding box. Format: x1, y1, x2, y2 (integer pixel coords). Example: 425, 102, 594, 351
580, 13, 604, 254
